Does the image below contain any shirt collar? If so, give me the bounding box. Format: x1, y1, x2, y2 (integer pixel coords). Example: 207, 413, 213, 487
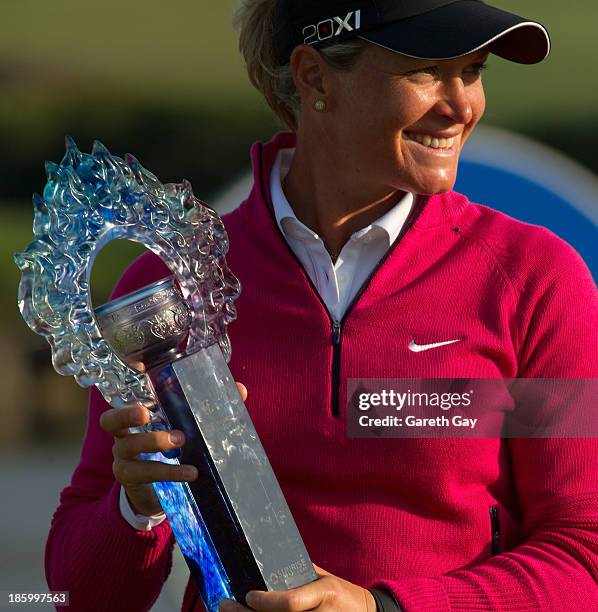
270, 148, 414, 244
271, 148, 302, 236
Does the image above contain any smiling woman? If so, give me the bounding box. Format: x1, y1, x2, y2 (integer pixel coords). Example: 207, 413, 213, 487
44, 1, 598, 612
311, 45, 489, 199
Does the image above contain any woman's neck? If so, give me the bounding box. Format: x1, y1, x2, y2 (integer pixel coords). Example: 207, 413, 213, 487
281, 141, 405, 258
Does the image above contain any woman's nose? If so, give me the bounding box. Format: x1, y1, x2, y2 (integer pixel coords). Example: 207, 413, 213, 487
434, 78, 474, 125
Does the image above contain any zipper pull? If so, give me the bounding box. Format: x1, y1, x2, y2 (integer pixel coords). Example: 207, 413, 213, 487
331, 320, 341, 345
489, 505, 500, 555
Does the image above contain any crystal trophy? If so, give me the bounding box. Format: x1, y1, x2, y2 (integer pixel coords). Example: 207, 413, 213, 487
14, 138, 317, 611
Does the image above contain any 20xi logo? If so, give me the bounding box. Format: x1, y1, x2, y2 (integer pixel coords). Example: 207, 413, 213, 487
303, 10, 362, 45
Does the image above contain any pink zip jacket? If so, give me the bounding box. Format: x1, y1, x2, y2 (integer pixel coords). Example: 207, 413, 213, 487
46, 132, 598, 611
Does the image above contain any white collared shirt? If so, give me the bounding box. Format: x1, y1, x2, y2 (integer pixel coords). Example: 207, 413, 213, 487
119, 147, 415, 530
271, 148, 414, 321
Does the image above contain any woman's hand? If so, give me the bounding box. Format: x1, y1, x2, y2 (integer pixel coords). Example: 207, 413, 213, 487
219, 565, 376, 612
99, 380, 248, 516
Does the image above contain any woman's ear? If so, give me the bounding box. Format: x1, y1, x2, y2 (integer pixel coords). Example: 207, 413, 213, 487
290, 45, 330, 102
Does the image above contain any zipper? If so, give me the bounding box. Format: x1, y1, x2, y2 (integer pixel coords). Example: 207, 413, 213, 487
256, 143, 429, 418
331, 320, 342, 417
325, 196, 425, 417
489, 504, 500, 555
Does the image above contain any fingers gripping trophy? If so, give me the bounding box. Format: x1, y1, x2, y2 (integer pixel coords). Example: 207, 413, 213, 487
14, 138, 316, 611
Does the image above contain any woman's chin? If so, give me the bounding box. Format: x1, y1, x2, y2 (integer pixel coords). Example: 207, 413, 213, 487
408, 175, 457, 196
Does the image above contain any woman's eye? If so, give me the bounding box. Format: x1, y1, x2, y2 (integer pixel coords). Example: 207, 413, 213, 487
402, 62, 487, 79
405, 66, 438, 77
465, 63, 488, 76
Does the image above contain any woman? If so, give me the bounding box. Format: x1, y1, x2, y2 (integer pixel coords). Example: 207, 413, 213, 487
46, 1, 598, 611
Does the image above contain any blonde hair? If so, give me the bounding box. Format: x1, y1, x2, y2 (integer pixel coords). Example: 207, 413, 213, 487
233, 0, 368, 130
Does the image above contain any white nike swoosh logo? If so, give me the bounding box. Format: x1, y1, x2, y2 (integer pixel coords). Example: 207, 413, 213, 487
408, 338, 462, 353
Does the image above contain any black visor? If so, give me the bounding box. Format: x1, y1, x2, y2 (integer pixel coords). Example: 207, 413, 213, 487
272, 0, 550, 65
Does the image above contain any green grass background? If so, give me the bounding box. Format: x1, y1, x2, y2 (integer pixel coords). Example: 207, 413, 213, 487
1, 1, 596, 115
1, 2, 596, 116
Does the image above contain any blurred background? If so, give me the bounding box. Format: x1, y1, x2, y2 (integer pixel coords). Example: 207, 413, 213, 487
1, 1, 596, 609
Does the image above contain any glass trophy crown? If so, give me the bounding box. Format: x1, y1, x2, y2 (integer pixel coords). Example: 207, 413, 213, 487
14, 136, 240, 409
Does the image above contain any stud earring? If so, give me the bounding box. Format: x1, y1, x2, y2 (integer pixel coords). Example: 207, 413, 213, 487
314, 99, 327, 112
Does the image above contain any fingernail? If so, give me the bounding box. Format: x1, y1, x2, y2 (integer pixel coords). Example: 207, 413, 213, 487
169, 431, 184, 445
184, 466, 198, 481
135, 406, 148, 422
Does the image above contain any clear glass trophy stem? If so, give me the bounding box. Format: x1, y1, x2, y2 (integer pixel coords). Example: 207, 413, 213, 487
145, 344, 315, 608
